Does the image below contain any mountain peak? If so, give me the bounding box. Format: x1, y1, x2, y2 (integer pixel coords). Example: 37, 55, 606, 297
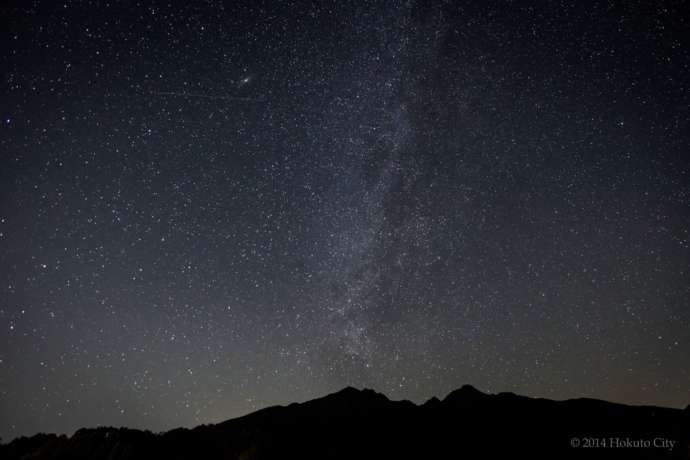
338, 385, 362, 394
443, 384, 487, 404
327, 386, 388, 402
422, 396, 441, 408
459, 383, 482, 393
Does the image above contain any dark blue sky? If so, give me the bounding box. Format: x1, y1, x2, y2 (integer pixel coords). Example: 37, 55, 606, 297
1, 0, 688, 441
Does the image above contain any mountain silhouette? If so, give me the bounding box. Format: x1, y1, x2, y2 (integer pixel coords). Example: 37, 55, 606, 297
1, 385, 688, 459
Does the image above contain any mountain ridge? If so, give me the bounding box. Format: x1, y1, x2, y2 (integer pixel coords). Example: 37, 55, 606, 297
2, 385, 688, 459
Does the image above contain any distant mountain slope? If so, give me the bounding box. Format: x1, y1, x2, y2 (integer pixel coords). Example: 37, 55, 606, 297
2, 385, 688, 459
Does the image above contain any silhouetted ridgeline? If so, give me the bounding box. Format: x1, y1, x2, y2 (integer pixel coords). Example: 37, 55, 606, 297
1, 385, 688, 459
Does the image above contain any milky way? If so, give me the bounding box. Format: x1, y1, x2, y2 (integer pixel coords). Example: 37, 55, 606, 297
1, 1, 688, 440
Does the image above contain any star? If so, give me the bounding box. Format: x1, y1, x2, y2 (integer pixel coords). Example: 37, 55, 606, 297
237, 76, 252, 87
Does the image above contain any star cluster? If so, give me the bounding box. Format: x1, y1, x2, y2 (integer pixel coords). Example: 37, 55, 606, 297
1, 0, 688, 441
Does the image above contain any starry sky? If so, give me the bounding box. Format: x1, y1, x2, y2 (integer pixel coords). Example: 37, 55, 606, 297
1, 0, 689, 441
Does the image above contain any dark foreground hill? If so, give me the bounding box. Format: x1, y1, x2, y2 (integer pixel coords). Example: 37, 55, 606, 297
2, 385, 688, 459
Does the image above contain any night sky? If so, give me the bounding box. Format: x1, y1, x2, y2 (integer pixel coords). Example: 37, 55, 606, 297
1, 0, 689, 441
